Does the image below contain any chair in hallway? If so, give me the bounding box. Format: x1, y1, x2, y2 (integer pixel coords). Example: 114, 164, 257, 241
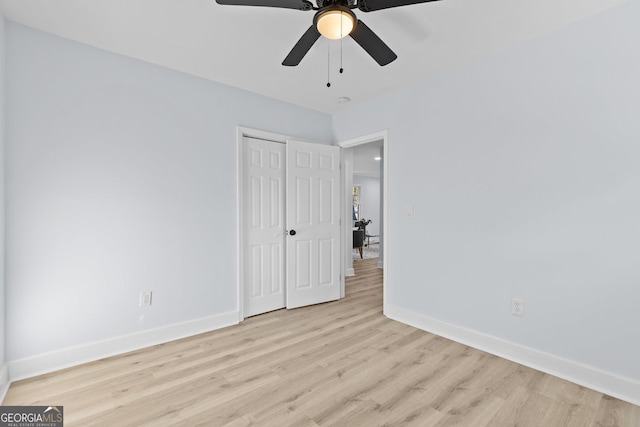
353, 229, 364, 259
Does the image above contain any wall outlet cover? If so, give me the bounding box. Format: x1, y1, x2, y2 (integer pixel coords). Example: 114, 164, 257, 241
511, 298, 524, 316
140, 291, 153, 307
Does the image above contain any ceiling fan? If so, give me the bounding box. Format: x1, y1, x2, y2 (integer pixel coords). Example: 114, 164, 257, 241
215, 0, 440, 67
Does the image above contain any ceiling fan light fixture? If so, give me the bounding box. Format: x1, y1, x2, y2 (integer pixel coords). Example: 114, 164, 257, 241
316, 8, 355, 40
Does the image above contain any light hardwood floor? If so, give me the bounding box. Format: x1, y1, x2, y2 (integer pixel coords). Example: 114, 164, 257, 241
3, 259, 639, 426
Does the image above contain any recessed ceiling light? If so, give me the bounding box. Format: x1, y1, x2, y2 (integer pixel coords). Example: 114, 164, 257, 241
374, 156, 381, 161
336, 96, 351, 104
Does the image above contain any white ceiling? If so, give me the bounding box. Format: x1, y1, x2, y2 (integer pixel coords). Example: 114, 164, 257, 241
0, 0, 629, 113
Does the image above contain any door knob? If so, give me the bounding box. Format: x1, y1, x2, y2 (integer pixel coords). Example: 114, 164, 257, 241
288, 229, 297, 236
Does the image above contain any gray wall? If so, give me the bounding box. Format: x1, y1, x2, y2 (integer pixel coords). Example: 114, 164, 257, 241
353, 175, 380, 237
5, 22, 332, 361
334, 1, 640, 382
0, 11, 6, 379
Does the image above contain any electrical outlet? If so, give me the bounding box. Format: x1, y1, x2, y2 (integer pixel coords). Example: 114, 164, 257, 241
140, 291, 153, 307
511, 298, 524, 316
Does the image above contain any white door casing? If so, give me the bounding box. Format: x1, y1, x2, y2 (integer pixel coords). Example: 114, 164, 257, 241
242, 137, 286, 317
285, 140, 341, 309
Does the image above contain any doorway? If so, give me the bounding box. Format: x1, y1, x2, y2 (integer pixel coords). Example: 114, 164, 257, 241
339, 131, 388, 306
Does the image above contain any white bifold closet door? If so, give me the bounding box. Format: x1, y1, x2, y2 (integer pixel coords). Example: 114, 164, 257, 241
242, 137, 340, 317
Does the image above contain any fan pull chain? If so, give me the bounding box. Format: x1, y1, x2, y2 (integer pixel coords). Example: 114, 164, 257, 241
340, 18, 344, 74
327, 40, 331, 88
340, 38, 344, 73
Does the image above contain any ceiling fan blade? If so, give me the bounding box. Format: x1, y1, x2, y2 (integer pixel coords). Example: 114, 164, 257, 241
216, 0, 313, 11
282, 25, 321, 66
350, 20, 397, 66
357, 0, 440, 12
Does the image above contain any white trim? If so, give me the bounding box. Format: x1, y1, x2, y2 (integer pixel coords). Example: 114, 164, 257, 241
237, 126, 290, 145
338, 130, 388, 149
8, 311, 238, 382
340, 148, 353, 297
236, 127, 244, 322
0, 364, 10, 402
385, 304, 640, 407
338, 130, 389, 308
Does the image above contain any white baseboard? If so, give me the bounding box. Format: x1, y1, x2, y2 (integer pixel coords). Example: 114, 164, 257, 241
0, 364, 10, 403
8, 311, 239, 383
377, 260, 383, 269
346, 267, 355, 276
384, 304, 640, 407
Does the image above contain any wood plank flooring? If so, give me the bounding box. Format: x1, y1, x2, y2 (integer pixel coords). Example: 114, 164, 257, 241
3, 259, 639, 426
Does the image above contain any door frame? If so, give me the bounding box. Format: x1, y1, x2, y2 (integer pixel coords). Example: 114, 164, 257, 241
338, 130, 388, 309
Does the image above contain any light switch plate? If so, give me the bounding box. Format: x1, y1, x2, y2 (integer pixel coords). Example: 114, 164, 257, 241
405, 206, 414, 218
